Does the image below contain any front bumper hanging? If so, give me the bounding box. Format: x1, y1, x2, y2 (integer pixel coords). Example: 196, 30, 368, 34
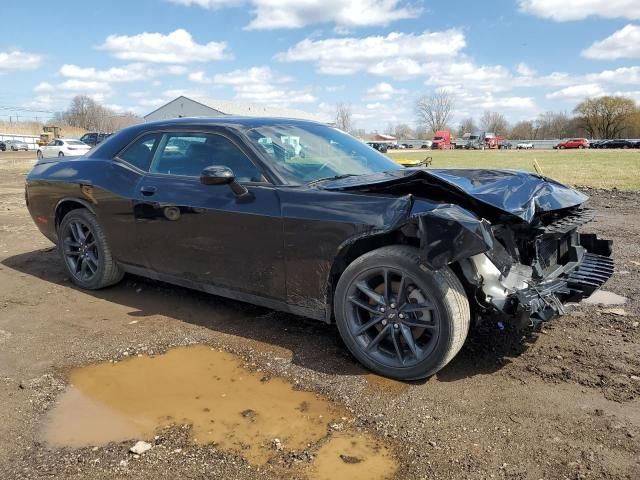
513, 234, 613, 324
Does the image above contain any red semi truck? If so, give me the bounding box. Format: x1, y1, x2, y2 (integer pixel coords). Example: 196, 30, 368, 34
432, 131, 453, 149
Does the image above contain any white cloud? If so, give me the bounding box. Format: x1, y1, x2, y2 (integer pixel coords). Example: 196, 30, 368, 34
0, 50, 42, 73
519, 0, 640, 21
583, 24, 640, 59
489, 96, 536, 109
246, 0, 420, 30
98, 28, 230, 63
365, 82, 407, 100
546, 83, 606, 100
59, 63, 188, 83
170, 0, 420, 29
58, 79, 113, 94
34, 82, 55, 93
276, 29, 466, 76
517, 62, 536, 76
586, 66, 640, 84
210, 66, 316, 104
170, 0, 242, 7
29, 78, 114, 111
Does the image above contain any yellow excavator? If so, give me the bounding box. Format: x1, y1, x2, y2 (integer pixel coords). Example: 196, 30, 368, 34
37, 126, 62, 147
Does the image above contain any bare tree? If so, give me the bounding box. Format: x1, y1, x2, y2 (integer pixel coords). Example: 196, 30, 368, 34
457, 117, 476, 137
393, 123, 415, 139
59, 95, 141, 132
574, 96, 637, 139
479, 110, 508, 135
535, 111, 572, 139
335, 103, 353, 133
509, 120, 535, 140
416, 89, 454, 134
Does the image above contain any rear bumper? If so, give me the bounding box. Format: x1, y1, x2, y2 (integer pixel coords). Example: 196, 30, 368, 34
510, 234, 613, 325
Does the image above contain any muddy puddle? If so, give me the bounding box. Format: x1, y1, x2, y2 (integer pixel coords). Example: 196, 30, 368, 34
42, 345, 397, 477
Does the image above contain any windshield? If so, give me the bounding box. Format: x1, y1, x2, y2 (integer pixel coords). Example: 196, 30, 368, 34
245, 123, 402, 184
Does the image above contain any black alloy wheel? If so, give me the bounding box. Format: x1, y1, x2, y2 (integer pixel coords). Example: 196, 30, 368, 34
57, 208, 123, 289
345, 267, 439, 369
61, 218, 99, 283
335, 246, 470, 380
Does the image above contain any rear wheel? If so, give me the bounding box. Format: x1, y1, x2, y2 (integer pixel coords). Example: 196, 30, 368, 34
58, 209, 123, 289
334, 246, 470, 380
37, 150, 43, 160
58, 151, 64, 157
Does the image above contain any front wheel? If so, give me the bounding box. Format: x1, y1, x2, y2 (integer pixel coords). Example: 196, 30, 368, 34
37, 150, 43, 160
58, 209, 124, 289
334, 245, 470, 380
58, 151, 64, 157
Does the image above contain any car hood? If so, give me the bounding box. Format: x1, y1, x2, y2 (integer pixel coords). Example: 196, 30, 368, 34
321, 168, 588, 223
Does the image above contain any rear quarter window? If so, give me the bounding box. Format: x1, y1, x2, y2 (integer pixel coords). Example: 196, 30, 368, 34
117, 133, 162, 172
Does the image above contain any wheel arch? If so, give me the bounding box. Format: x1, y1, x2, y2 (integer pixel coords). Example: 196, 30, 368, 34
54, 198, 96, 230
324, 227, 418, 323
324, 207, 494, 323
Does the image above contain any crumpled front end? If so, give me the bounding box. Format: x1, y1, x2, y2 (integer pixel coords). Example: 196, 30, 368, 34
457, 206, 614, 327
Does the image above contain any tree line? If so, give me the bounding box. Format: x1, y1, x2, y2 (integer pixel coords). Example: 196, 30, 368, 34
53, 95, 141, 132
337, 92, 640, 140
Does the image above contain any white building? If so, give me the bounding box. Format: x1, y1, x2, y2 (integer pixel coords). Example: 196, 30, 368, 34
144, 96, 328, 123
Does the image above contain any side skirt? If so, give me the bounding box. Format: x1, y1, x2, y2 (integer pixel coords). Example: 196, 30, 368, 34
120, 263, 327, 322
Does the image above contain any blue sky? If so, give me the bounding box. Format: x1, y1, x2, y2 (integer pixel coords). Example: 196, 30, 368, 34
1, 0, 639, 131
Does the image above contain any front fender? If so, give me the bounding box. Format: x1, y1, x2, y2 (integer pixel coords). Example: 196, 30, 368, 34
415, 204, 494, 270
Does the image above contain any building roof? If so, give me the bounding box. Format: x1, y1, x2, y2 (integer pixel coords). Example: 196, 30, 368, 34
145, 96, 328, 123
371, 133, 397, 141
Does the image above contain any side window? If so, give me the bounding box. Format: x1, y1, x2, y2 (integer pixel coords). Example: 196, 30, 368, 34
118, 133, 161, 172
151, 132, 264, 183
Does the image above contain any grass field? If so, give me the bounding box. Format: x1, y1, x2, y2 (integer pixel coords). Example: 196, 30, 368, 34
387, 149, 640, 191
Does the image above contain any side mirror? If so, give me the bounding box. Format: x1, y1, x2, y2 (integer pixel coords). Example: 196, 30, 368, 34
200, 165, 252, 201
200, 165, 235, 185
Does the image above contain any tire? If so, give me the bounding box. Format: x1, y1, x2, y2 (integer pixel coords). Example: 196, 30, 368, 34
57, 208, 124, 290
58, 151, 64, 157
37, 150, 43, 160
334, 245, 470, 380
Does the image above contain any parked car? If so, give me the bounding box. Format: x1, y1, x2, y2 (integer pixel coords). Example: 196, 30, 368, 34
24, 117, 614, 380
79, 132, 112, 147
603, 139, 634, 149
554, 138, 589, 149
0, 141, 6, 152
498, 141, 513, 150
516, 142, 534, 150
4, 139, 29, 151
420, 140, 433, 149
366, 142, 388, 153
589, 140, 605, 149
36, 139, 91, 159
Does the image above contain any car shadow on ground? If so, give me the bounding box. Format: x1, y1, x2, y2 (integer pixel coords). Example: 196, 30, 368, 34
2, 248, 537, 383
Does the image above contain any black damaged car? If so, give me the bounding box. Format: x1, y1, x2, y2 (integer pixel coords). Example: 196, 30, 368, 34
25, 118, 614, 380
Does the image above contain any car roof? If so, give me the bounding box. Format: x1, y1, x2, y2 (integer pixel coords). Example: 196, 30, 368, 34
141, 116, 327, 132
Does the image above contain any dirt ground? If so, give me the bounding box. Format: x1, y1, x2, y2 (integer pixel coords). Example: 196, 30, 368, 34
1, 153, 639, 479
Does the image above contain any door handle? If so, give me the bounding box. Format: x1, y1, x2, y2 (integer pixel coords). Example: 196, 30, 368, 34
140, 185, 157, 196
